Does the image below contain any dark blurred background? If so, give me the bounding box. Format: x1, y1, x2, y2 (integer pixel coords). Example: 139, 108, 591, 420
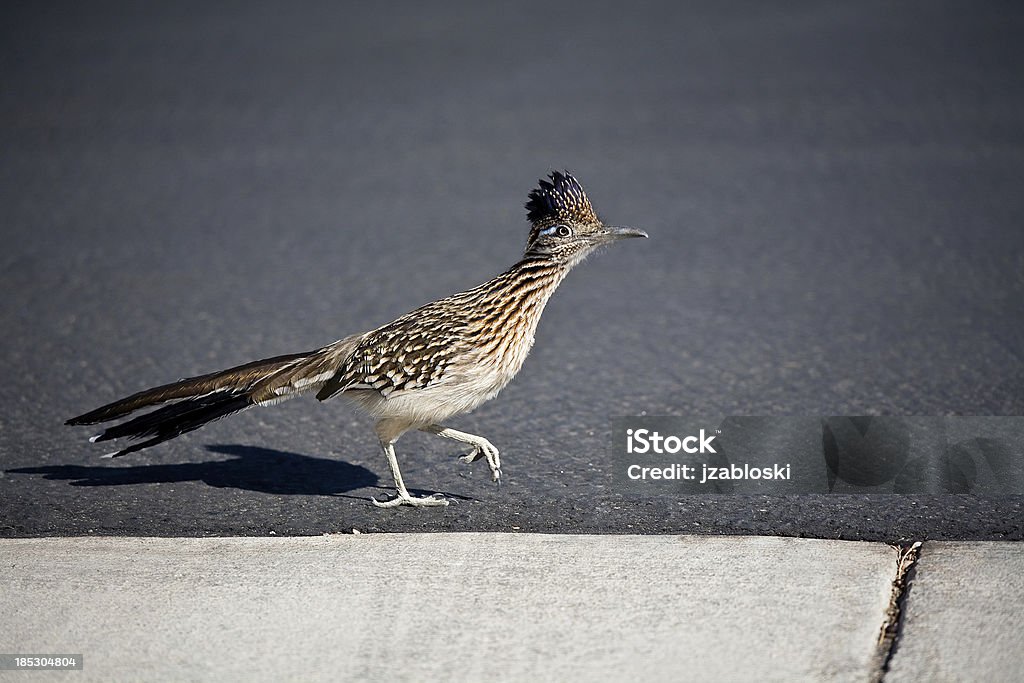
2, 2, 1022, 538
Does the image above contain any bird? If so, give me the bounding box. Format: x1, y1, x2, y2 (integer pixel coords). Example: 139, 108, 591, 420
66, 171, 647, 507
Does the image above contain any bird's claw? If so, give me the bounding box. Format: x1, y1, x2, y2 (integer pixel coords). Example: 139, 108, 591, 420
371, 492, 450, 508
458, 449, 484, 464
457, 443, 501, 487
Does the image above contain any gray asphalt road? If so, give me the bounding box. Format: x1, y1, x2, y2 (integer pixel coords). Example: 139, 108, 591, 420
2, 2, 1022, 539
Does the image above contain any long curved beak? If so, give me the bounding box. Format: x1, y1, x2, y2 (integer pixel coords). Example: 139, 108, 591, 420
603, 226, 648, 240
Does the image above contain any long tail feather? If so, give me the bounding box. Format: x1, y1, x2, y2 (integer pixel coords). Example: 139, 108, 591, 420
96, 392, 252, 458
66, 352, 311, 426
66, 351, 315, 457
67, 335, 364, 458
91, 390, 252, 443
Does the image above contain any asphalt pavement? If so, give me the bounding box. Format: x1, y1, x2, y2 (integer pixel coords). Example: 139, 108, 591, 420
2, 3, 1023, 539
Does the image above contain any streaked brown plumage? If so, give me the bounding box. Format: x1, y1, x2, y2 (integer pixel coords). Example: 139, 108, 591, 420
67, 171, 646, 507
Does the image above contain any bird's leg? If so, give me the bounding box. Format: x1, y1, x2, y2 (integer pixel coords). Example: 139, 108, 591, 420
371, 439, 449, 508
421, 424, 501, 485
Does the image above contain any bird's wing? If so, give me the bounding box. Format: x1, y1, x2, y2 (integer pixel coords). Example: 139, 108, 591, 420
314, 306, 468, 402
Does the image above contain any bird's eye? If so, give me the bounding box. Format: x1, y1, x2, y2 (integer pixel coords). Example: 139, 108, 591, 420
540, 224, 573, 238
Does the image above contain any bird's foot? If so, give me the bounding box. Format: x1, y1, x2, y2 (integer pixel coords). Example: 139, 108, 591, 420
371, 492, 450, 508
458, 441, 501, 484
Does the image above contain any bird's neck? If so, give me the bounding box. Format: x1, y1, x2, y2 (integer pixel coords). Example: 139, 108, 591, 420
457, 256, 569, 382
463, 256, 569, 346
498, 255, 572, 308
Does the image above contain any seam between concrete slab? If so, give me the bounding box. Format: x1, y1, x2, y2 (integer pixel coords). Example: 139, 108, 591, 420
872, 541, 923, 683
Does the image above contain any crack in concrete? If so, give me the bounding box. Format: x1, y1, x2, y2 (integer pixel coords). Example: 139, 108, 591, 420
871, 540, 923, 682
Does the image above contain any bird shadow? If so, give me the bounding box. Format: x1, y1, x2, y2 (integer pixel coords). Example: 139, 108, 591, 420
8, 444, 379, 497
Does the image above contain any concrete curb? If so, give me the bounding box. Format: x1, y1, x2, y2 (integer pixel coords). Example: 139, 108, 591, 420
885, 542, 1024, 682
2, 535, 1020, 682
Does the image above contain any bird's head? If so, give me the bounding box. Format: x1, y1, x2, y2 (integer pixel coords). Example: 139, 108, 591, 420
524, 171, 646, 265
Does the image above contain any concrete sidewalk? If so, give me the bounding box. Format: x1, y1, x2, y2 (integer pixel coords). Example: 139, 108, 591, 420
1, 535, 1021, 682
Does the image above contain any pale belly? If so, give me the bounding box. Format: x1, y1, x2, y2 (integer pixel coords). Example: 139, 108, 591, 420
341, 332, 536, 428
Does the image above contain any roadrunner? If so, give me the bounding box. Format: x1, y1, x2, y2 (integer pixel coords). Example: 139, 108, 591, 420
67, 171, 647, 507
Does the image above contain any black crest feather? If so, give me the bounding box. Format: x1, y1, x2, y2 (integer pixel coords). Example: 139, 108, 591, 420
525, 171, 598, 225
